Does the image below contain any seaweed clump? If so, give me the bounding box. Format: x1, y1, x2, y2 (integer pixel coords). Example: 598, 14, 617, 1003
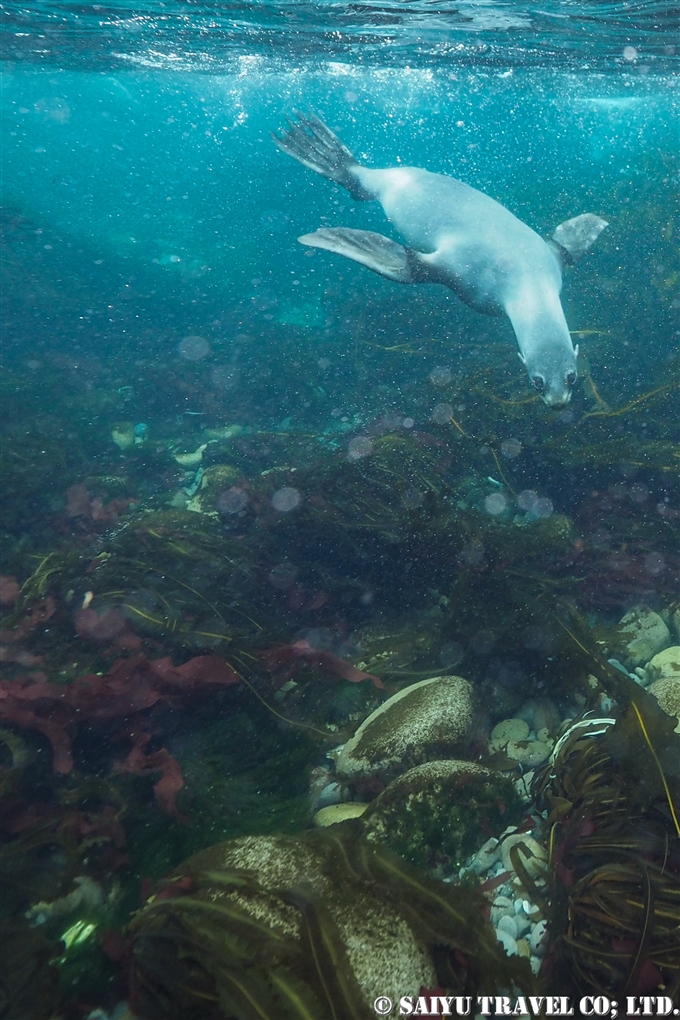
128, 822, 535, 1020
534, 634, 680, 999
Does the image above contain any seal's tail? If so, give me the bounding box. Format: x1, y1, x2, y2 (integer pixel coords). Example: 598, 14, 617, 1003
272, 112, 371, 201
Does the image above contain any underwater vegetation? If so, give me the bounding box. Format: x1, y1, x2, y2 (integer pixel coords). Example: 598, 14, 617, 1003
0, 132, 678, 1017
128, 822, 535, 1020
534, 622, 680, 1000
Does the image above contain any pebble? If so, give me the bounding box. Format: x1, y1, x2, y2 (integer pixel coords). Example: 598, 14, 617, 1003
501, 834, 548, 878
530, 955, 542, 975
516, 937, 531, 959
530, 919, 548, 956
514, 911, 531, 937
497, 914, 518, 938
468, 836, 500, 875
495, 929, 518, 956
316, 781, 345, 808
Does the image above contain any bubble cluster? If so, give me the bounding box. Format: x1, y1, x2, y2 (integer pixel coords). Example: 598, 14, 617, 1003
271, 487, 302, 512
532, 498, 553, 519
484, 492, 507, 516
217, 487, 248, 514
431, 403, 454, 425
429, 366, 452, 387
178, 335, 211, 361
347, 436, 373, 461
500, 438, 522, 459
439, 641, 464, 669
517, 489, 538, 512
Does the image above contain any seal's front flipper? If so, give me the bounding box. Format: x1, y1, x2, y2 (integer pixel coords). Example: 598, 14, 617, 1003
549, 213, 609, 266
299, 227, 429, 284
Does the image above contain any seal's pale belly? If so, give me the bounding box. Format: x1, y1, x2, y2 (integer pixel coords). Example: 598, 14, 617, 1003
355, 164, 562, 314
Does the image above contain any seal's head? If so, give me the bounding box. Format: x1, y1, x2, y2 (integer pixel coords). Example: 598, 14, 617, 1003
525, 347, 578, 408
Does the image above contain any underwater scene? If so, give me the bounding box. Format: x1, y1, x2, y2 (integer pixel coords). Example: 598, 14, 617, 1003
1, 2, 679, 1018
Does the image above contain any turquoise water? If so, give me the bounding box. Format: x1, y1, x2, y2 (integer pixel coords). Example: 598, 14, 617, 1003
1, 4, 679, 1018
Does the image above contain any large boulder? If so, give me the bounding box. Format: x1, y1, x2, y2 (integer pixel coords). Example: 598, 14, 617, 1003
361, 759, 522, 870
333, 674, 476, 783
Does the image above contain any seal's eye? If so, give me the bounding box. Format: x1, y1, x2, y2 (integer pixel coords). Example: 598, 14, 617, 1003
532, 375, 545, 393
566, 370, 576, 386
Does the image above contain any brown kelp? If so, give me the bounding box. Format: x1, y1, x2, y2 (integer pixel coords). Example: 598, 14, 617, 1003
533, 621, 680, 998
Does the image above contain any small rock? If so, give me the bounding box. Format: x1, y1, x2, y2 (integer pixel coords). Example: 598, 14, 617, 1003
495, 929, 518, 956
633, 667, 651, 687
530, 919, 548, 955
501, 834, 548, 879
490, 896, 514, 925
111, 423, 135, 451
532, 697, 561, 735
645, 646, 680, 683
489, 718, 529, 752
616, 606, 671, 667
469, 837, 500, 875
334, 675, 476, 783
316, 782, 345, 809
530, 955, 542, 975
506, 739, 551, 767
497, 914, 518, 938
313, 803, 368, 827
516, 937, 531, 959
493, 895, 514, 910
514, 913, 531, 938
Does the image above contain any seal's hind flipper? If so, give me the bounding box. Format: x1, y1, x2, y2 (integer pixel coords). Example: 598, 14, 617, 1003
299, 227, 428, 284
550, 213, 609, 266
272, 113, 371, 201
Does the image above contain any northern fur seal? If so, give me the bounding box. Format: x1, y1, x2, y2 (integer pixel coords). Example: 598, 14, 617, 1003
273, 113, 608, 408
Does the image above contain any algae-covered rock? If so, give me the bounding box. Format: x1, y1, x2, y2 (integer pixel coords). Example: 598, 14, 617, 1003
334, 674, 476, 783
614, 606, 671, 666
361, 759, 523, 870
648, 676, 680, 733
129, 825, 533, 1019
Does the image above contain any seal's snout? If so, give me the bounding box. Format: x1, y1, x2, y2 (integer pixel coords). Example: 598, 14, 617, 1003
531, 366, 576, 408
543, 390, 573, 409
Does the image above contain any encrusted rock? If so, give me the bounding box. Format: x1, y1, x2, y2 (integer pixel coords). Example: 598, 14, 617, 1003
648, 677, 680, 733
147, 832, 437, 1006
334, 675, 476, 783
615, 606, 671, 667
361, 759, 522, 870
